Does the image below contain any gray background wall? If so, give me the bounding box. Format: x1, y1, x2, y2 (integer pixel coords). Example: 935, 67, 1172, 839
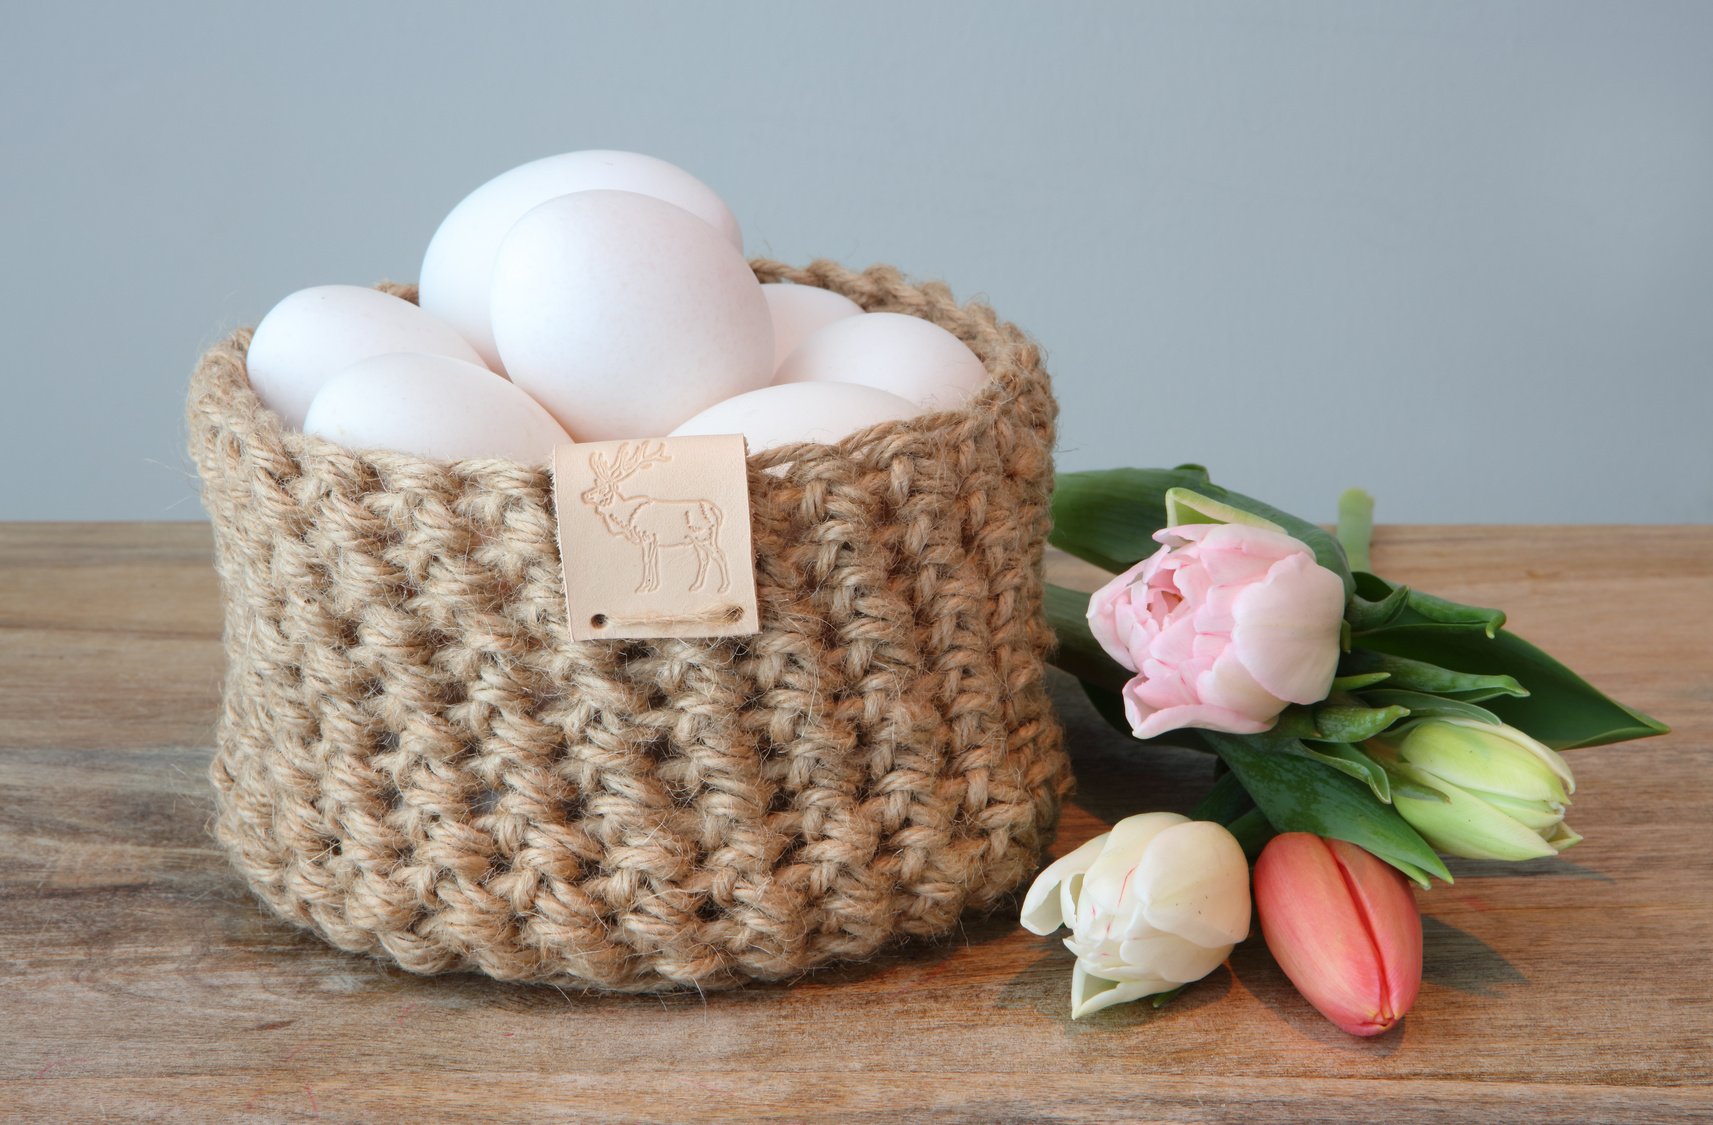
4, 1, 1709, 523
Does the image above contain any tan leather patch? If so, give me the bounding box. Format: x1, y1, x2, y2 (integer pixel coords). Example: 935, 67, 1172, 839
551, 436, 760, 642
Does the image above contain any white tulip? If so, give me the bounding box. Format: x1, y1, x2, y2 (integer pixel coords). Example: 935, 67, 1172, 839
1020, 812, 1252, 1018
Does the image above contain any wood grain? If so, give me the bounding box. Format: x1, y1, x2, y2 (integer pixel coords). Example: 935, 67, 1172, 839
3, 523, 1709, 1123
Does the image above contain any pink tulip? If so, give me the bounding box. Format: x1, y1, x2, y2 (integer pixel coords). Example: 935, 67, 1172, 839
1253, 833, 1423, 1037
1087, 523, 1346, 739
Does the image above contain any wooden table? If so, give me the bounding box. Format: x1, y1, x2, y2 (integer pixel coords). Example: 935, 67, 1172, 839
4, 523, 1709, 1123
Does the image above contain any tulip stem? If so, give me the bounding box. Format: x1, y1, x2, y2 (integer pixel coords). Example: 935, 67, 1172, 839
1336, 488, 1375, 573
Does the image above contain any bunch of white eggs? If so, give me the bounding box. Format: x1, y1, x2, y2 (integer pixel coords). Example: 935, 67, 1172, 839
245, 150, 990, 463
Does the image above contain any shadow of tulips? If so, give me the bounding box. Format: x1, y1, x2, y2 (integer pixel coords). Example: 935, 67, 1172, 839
994, 946, 1236, 1032
1420, 915, 1528, 997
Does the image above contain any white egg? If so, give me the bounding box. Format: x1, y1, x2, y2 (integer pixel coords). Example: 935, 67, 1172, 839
773, 312, 989, 411
419, 150, 742, 372
245, 285, 488, 430
303, 353, 571, 464
668, 381, 920, 452
760, 283, 864, 374
490, 190, 772, 442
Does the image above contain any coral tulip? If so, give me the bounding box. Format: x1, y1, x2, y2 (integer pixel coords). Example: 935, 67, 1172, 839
1253, 833, 1422, 1037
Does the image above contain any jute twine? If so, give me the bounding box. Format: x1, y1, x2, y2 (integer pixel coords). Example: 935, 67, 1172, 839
186, 259, 1071, 991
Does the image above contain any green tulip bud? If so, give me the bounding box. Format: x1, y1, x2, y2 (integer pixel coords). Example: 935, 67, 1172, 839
1370, 718, 1579, 862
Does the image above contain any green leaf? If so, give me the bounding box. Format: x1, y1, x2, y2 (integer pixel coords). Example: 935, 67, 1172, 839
1200, 731, 1452, 887
1293, 741, 1393, 804
1403, 589, 1507, 639
1050, 468, 1353, 596
1225, 808, 1277, 858
1271, 703, 1409, 745
1391, 779, 1453, 804
1044, 582, 1137, 735
1049, 467, 1208, 573
1356, 688, 1503, 727
1189, 774, 1273, 856
1267, 708, 1317, 741
1352, 571, 1396, 601
1345, 581, 1410, 633
1165, 487, 1287, 534
1357, 627, 1670, 750
1330, 671, 1392, 692
1340, 650, 1528, 702
1044, 583, 1129, 696
1348, 574, 1506, 640
1079, 680, 1134, 737
1189, 769, 1255, 825
1314, 704, 1412, 744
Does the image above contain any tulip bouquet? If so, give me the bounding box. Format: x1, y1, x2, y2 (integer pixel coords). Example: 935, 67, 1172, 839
1025, 466, 1667, 1031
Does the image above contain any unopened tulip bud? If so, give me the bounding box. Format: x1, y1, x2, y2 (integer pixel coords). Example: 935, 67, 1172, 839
1254, 833, 1422, 1037
1373, 718, 1578, 862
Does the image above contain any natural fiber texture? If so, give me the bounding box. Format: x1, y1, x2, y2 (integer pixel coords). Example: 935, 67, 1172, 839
187, 259, 1071, 991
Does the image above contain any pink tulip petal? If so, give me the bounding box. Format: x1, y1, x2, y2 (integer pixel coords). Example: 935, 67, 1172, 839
1171, 562, 1216, 607
1191, 632, 1226, 660
1185, 525, 1306, 583
1192, 581, 1243, 635
1229, 554, 1347, 704
1192, 546, 1278, 587
1120, 684, 1154, 735
1195, 523, 1307, 563
1151, 661, 1221, 716
1134, 661, 1194, 710
1111, 598, 1159, 672
1097, 524, 1344, 743
1151, 616, 1200, 665
1155, 524, 1211, 546
1148, 583, 1185, 615
1196, 647, 1289, 722
1131, 701, 1272, 740
1122, 634, 1163, 681
1087, 555, 1158, 672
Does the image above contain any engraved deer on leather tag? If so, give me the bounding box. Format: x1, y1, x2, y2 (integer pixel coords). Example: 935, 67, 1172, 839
552, 435, 760, 641
581, 441, 731, 595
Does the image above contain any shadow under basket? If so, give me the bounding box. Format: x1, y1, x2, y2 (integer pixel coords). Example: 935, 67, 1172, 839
185, 258, 1072, 992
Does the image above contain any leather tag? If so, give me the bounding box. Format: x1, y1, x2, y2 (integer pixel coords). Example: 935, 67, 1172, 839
551, 435, 760, 642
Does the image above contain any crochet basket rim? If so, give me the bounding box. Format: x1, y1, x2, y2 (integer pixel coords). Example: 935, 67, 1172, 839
188, 257, 1071, 993
211, 257, 1038, 485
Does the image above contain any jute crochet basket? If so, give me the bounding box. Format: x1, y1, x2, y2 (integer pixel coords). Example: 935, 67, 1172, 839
187, 259, 1071, 992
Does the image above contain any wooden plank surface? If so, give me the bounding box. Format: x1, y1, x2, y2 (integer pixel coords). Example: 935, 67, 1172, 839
2, 522, 1709, 1123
